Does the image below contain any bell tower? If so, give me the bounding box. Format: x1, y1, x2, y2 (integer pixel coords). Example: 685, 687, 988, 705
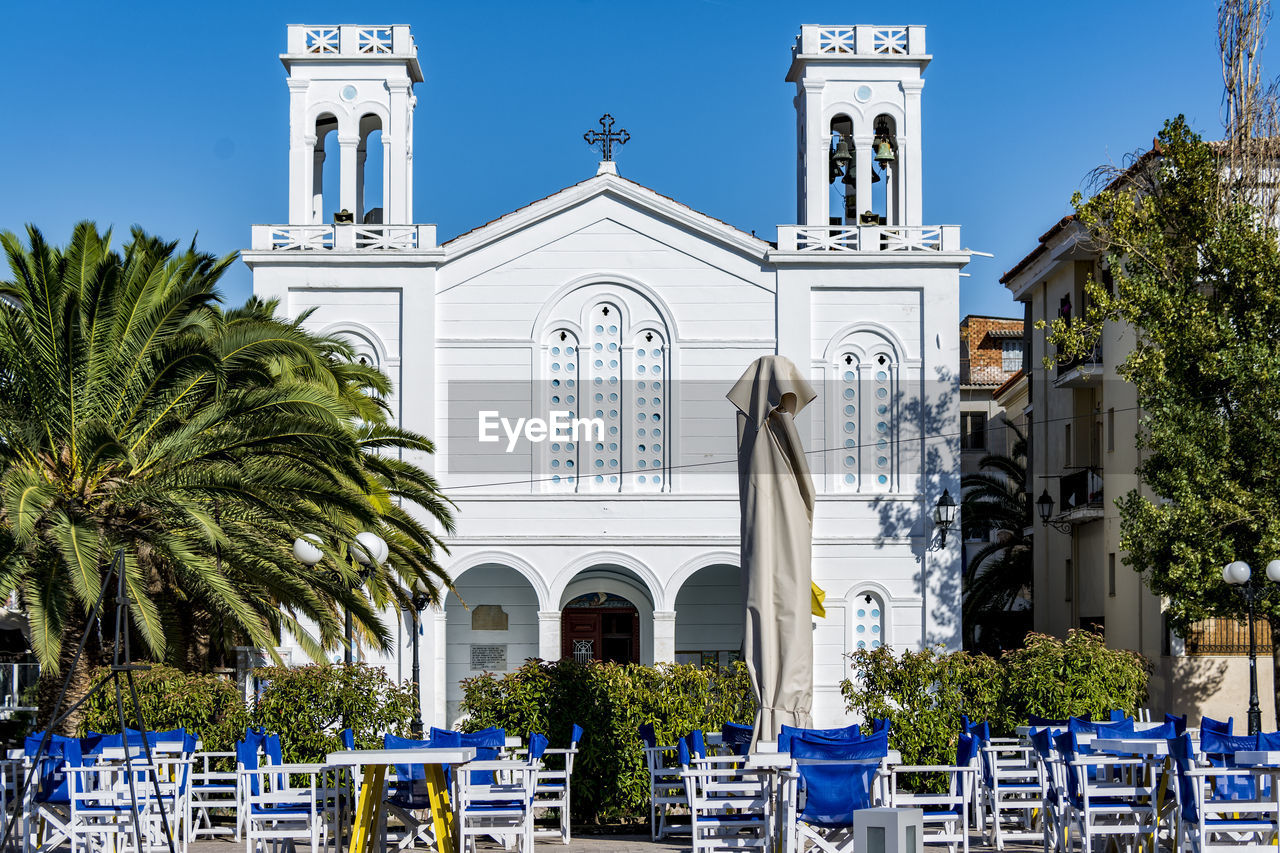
787, 26, 929, 228
281, 25, 423, 225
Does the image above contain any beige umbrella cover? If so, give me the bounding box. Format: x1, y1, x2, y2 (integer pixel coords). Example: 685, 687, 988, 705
728, 355, 817, 742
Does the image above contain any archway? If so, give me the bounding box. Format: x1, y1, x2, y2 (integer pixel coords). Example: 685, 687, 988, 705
444, 564, 540, 723
674, 564, 744, 667
557, 564, 656, 664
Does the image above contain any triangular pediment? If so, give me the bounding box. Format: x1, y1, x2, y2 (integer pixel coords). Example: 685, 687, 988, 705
440, 172, 772, 263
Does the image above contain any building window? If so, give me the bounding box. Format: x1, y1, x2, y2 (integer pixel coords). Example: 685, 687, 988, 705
1065, 559, 1073, 602
1107, 407, 1115, 452
830, 331, 898, 493
1108, 553, 1116, 597
838, 355, 860, 491
853, 593, 885, 650
546, 330, 580, 491
869, 352, 895, 491
960, 412, 986, 451
630, 329, 665, 491
1001, 339, 1023, 372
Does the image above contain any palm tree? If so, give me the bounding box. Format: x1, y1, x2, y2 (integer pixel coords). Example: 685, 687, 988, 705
0, 223, 453, 729
960, 423, 1032, 655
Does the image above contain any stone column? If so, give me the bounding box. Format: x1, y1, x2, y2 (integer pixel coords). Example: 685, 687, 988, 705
901, 80, 925, 226
427, 608, 447, 728
854, 134, 875, 225
801, 79, 826, 226
310, 142, 324, 225
355, 144, 367, 224
538, 610, 561, 662
338, 135, 359, 218
653, 610, 677, 664
286, 79, 311, 224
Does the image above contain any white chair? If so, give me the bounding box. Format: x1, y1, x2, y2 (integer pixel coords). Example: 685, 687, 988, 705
22, 736, 81, 853
1056, 733, 1155, 853
454, 732, 547, 853
237, 738, 330, 853
1168, 733, 1277, 853
679, 749, 772, 853
639, 725, 686, 840
978, 740, 1042, 849
189, 751, 236, 840
66, 756, 191, 853
888, 734, 978, 853
533, 724, 582, 844
783, 731, 889, 853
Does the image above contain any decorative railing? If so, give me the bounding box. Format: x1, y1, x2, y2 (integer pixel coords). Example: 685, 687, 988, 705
776, 224, 959, 253
1056, 343, 1103, 377
250, 224, 437, 251
288, 25, 414, 57
797, 25, 926, 57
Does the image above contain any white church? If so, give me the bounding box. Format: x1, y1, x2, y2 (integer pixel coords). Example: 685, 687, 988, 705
244, 24, 968, 727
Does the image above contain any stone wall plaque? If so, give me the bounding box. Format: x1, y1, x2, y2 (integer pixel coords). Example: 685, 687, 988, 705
470, 644, 507, 671
471, 605, 509, 631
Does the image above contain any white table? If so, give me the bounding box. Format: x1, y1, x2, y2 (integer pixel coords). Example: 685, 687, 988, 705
1234, 751, 1280, 766
1093, 737, 1172, 757
326, 747, 476, 853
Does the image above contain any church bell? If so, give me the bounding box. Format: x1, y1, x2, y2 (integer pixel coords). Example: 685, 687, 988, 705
873, 138, 896, 168
830, 136, 853, 183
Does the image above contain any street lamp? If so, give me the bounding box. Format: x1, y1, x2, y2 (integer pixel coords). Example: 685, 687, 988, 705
293, 532, 387, 664
1035, 489, 1073, 534
933, 490, 957, 547
408, 584, 432, 738
1222, 558, 1280, 735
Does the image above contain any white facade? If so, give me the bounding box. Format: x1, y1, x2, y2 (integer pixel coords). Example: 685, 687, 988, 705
245, 24, 969, 727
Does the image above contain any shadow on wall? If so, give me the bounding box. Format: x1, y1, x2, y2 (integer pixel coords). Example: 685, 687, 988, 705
866, 363, 960, 649
1154, 655, 1275, 728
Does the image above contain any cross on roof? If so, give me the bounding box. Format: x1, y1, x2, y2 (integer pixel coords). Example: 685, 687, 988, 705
584, 114, 630, 162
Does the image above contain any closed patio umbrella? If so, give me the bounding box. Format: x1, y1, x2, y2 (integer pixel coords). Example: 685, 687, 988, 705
728, 355, 816, 743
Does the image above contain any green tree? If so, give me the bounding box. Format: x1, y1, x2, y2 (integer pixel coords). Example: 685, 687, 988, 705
960, 423, 1032, 654
1052, 116, 1280, 721
0, 223, 453, 730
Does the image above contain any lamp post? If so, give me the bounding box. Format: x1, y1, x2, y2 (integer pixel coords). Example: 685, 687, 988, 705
933, 490, 957, 547
1035, 490, 1073, 534
1222, 559, 1280, 735
408, 585, 432, 738
293, 532, 387, 664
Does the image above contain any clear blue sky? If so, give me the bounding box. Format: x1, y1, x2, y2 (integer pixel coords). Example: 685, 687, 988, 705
2, 0, 1228, 318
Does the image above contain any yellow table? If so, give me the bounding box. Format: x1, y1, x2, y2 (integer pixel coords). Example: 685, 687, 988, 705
326, 747, 476, 853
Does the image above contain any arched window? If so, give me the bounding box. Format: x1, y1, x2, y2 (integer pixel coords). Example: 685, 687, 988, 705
868, 349, 896, 491
853, 592, 885, 650
586, 303, 622, 491
545, 329, 579, 491
539, 285, 672, 493
630, 329, 666, 491
830, 329, 898, 493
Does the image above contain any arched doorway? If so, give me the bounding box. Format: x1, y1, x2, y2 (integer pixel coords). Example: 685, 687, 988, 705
561, 592, 639, 664
674, 564, 744, 667
557, 564, 656, 664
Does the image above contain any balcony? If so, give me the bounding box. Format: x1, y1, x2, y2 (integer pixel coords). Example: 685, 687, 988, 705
1053, 345, 1103, 388
1057, 467, 1103, 525
775, 224, 961, 254
250, 224, 437, 252
286, 25, 416, 58
793, 25, 927, 58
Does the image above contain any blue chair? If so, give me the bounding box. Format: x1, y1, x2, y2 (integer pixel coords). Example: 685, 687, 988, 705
533, 724, 583, 843
677, 734, 771, 853
1200, 729, 1261, 800
685, 729, 708, 760
974, 720, 1040, 848
1029, 727, 1068, 853
456, 732, 548, 853
1165, 713, 1189, 735
339, 728, 354, 751
890, 733, 978, 853
787, 730, 890, 853
1168, 732, 1275, 853
637, 725, 682, 840
236, 735, 328, 853
778, 723, 861, 753
1129, 721, 1177, 740
720, 722, 752, 756
1201, 716, 1233, 736
23, 733, 82, 853
1054, 730, 1154, 853
1108, 710, 1128, 722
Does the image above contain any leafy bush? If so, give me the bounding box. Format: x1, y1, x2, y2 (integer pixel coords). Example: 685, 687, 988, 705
460, 659, 756, 823
1002, 630, 1150, 721
253, 664, 417, 763
80, 665, 251, 752
841, 630, 1149, 788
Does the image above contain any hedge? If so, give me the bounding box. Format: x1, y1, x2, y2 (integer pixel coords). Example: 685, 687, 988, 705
79, 663, 415, 762
841, 629, 1150, 785
460, 658, 756, 823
